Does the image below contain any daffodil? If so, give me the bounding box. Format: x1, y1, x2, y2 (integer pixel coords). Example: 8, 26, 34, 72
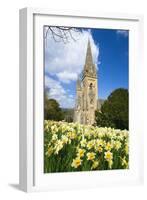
61, 135, 68, 144
91, 161, 99, 169
51, 125, 58, 134
80, 138, 87, 147
44, 120, 129, 172
67, 131, 76, 139
52, 134, 58, 141
71, 157, 82, 168
96, 139, 104, 146
87, 140, 95, 150
95, 145, 103, 153
98, 131, 105, 138
87, 152, 96, 161
77, 148, 85, 158
105, 142, 112, 151
117, 134, 124, 141
114, 140, 121, 150
104, 151, 113, 162
54, 140, 63, 154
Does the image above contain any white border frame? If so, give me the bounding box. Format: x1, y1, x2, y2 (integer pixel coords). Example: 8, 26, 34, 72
19, 8, 144, 192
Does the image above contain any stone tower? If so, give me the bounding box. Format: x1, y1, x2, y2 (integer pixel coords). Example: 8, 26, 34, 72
74, 39, 98, 125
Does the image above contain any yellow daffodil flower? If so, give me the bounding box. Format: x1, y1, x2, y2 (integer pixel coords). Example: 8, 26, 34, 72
87, 152, 96, 161
87, 140, 95, 150
71, 157, 82, 168
105, 142, 112, 151
104, 151, 113, 162
91, 161, 99, 169
77, 148, 85, 158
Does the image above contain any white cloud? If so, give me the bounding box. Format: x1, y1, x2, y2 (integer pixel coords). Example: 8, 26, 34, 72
57, 71, 78, 83
45, 75, 75, 108
116, 30, 128, 37
45, 28, 99, 83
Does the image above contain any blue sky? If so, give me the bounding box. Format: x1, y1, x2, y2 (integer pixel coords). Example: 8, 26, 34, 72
44, 27, 128, 108
92, 29, 129, 98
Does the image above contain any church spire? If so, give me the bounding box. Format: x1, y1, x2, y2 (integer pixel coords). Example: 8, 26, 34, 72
85, 39, 93, 66
83, 39, 96, 79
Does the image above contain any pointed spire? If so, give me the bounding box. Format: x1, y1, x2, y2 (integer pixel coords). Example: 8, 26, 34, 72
82, 39, 97, 79
85, 39, 93, 66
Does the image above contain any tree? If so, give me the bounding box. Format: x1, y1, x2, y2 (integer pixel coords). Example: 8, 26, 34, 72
44, 98, 64, 121
44, 26, 81, 44
95, 88, 128, 130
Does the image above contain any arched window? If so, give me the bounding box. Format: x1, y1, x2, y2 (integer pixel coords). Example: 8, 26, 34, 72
89, 83, 93, 89
89, 83, 95, 105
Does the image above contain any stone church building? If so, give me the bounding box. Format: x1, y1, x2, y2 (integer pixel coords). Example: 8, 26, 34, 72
74, 40, 98, 125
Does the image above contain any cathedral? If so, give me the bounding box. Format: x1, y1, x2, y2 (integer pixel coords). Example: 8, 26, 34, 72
74, 39, 98, 125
